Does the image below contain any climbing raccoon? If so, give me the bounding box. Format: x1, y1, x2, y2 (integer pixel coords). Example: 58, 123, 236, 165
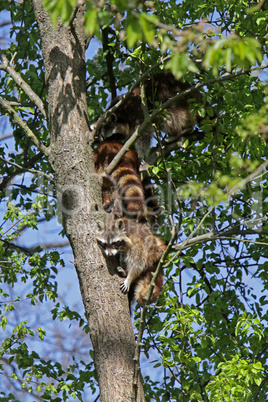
96, 217, 166, 305
96, 72, 213, 159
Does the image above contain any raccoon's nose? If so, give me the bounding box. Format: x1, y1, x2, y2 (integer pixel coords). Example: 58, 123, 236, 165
107, 252, 114, 257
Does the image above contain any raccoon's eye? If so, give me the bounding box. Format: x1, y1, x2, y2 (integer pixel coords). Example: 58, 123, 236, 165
112, 241, 125, 249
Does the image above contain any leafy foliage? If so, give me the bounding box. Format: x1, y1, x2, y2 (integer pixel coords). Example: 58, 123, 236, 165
0, 0, 268, 400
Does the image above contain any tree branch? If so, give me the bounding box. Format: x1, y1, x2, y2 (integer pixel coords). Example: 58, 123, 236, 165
172, 223, 268, 255
170, 159, 268, 259
0, 156, 53, 183
105, 117, 151, 175
132, 233, 175, 401
102, 27, 117, 100
105, 66, 268, 176
32, 241, 69, 250
0, 20, 11, 28
147, 129, 205, 165
0, 98, 49, 157
227, 159, 268, 196
0, 152, 44, 192
219, 236, 268, 247
0, 358, 43, 401
96, 63, 268, 142
0, 133, 14, 141
93, 54, 172, 135
0, 50, 47, 119
1, 239, 34, 255
132, 165, 179, 400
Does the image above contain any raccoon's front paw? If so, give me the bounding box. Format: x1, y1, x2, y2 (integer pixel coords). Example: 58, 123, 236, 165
139, 160, 149, 171
120, 280, 129, 294
117, 266, 127, 278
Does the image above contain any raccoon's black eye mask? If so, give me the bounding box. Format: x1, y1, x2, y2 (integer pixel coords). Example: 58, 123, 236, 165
96, 239, 106, 249
112, 240, 126, 249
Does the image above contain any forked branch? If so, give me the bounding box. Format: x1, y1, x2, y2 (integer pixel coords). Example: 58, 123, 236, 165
0, 50, 47, 119
0, 98, 49, 157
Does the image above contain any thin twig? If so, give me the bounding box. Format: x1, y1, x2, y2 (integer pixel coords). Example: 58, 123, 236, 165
219, 237, 268, 247
227, 159, 268, 196
0, 292, 48, 304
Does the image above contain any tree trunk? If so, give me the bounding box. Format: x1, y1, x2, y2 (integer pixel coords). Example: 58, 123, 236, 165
30, 2, 145, 400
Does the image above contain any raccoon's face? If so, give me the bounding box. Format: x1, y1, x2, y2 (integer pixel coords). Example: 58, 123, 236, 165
100, 122, 131, 142
96, 234, 127, 258
96, 219, 133, 257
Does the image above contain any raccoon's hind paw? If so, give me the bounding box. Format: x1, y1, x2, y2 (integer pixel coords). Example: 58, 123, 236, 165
117, 266, 127, 278
120, 280, 129, 294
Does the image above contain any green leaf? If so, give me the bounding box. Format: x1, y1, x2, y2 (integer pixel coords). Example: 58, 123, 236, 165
84, 9, 99, 37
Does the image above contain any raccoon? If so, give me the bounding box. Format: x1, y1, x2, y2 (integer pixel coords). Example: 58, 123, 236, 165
94, 141, 147, 222
97, 72, 213, 159
94, 141, 162, 222
96, 217, 166, 305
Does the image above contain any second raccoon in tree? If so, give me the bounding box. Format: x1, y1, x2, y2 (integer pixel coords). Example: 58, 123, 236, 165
94, 141, 146, 222
96, 217, 166, 305
94, 141, 162, 223
98, 72, 213, 159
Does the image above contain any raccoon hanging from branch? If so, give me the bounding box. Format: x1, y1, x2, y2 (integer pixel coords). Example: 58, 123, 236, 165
96, 72, 214, 159
96, 217, 166, 305
94, 141, 162, 223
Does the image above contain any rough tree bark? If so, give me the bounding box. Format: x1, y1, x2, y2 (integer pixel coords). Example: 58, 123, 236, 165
30, 2, 145, 400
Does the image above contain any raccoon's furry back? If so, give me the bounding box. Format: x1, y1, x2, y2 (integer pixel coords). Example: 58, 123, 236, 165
94, 141, 146, 221
122, 218, 166, 271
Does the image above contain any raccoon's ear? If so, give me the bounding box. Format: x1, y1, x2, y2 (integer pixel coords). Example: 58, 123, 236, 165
96, 220, 105, 231
115, 219, 125, 232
